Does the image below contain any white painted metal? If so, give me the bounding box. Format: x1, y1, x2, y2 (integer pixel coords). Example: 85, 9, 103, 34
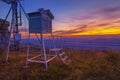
46, 55, 57, 63
28, 9, 53, 34
26, 9, 71, 70
6, 16, 14, 63
63, 56, 68, 61
26, 9, 55, 70
50, 48, 61, 51
41, 33, 48, 70
29, 54, 42, 60
28, 59, 45, 63
26, 33, 30, 67
59, 52, 65, 56
26, 33, 58, 70
58, 51, 71, 65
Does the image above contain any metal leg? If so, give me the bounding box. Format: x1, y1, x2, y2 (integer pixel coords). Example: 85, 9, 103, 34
51, 33, 58, 55
0, 5, 12, 63
35, 33, 42, 45
35, 33, 43, 55
6, 9, 14, 63
6, 25, 12, 63
51, 33, 56, 48
40, 33, 48, 70
26, 33, 30, 67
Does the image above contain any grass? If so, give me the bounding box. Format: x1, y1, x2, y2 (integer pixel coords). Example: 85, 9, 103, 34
0, 48, 120, 80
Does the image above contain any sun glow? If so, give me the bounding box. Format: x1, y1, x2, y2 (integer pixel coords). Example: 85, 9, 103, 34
70, 27, 120, 36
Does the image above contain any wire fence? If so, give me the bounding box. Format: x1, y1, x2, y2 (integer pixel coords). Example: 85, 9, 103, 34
20, 36, 120, 50
62, 37, 120, 50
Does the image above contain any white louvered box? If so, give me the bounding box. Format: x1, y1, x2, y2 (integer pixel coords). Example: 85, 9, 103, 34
28, 9, 54, 33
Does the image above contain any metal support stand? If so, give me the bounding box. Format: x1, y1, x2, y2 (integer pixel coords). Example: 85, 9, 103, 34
26, 33, 59, 70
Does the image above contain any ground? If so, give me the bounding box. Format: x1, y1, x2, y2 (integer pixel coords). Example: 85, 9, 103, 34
0, 47, 120, 80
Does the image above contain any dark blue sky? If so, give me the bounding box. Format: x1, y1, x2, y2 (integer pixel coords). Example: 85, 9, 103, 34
1, 0, 119, 18
0, 0, 120, 36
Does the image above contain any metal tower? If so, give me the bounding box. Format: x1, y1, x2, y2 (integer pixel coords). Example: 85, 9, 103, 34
1, 0, 22, 49
0, 0, 28, 62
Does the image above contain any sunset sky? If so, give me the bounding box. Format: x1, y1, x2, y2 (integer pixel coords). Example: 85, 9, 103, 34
0, 0, 120, 36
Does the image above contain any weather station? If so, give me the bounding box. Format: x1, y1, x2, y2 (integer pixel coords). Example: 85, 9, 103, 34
0, 0, 71, 70
26, 8, 71, 70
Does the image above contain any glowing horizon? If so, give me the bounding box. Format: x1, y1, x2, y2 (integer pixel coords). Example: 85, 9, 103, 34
52, 3, 120, 36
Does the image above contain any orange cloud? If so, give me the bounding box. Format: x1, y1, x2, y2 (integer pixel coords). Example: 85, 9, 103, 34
53, 6, 120, 36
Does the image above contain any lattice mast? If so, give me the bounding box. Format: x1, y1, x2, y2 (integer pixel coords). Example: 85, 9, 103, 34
0, 0, 23, 51
12, 0, 19, 33
1, 0, 22, 33
0, 0, 28, 62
